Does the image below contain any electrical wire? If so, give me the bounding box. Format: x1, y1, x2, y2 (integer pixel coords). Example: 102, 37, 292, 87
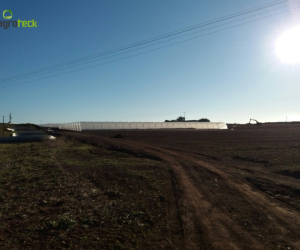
1, 2, 298, 85
0, 0, 298, 89
0, 0, 294, 84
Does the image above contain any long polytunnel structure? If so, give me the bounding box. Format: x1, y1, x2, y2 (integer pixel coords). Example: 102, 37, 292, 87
41, 123, 61, 128
59, 122, 227, 131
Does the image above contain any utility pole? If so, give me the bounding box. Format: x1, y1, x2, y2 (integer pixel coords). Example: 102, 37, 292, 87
9, 113, 12, 123
3, 116, 4, 136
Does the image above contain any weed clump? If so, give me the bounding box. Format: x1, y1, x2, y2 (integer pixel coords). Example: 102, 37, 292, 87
45, 213, 76, 230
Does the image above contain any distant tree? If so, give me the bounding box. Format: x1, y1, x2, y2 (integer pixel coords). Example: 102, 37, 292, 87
164, 120, 170, 122
198, 118, 210, 122
177, 116, 185, 122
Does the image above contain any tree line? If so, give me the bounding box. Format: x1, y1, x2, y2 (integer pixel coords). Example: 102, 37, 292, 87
165, 117, 210, 122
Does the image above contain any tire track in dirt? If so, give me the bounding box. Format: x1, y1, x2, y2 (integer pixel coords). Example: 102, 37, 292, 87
157, 150, 300, 249
60, 131, 300, 249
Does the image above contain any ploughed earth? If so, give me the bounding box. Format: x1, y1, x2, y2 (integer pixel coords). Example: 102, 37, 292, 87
0, 123, 300, 249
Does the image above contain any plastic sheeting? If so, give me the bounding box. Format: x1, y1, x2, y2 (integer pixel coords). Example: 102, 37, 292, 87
13, 131, 46, 137
41, 123, 61, 128
6, 127, 33, 131
59, 122, 81, 131
0, 135, 55, 143
59, 122, 227, 131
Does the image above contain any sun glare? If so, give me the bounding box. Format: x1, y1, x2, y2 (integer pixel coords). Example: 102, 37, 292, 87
275, 26, 300, 64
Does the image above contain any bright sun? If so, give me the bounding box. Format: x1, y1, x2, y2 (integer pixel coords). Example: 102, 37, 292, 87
276, 26, 300, 64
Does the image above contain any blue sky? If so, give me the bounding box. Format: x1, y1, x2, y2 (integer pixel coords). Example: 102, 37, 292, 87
1, 0, 300, 124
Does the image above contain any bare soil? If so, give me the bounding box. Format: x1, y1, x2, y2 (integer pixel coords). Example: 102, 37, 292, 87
1, 123, 300, 249
59, 123, 300, 249
0, 136, 173, 249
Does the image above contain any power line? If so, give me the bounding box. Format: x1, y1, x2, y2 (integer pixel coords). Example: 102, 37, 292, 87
0, 0, 293, 85
0, 6, 298, 90
0, 1, 299, 89
1, 2, 297, 86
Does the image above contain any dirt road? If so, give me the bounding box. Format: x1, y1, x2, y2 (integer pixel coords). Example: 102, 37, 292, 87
59, 129, 300, 250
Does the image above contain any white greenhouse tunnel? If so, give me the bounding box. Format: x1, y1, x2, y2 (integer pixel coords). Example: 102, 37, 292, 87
59, 122, 228, 131
41, 123, 61, 128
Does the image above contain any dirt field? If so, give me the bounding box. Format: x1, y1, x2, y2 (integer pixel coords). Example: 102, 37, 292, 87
1, 123, 299, 249
58, 123, 300, 250
1, 135, 175, 249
